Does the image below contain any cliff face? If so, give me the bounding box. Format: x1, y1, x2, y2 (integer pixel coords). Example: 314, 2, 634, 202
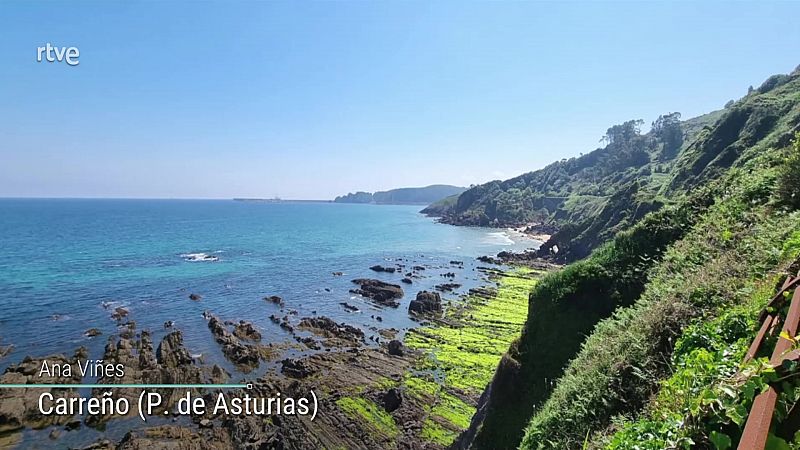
455, 70, 800, 450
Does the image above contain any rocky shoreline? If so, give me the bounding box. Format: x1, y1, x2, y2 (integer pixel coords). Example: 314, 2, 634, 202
0, 254, 547, 449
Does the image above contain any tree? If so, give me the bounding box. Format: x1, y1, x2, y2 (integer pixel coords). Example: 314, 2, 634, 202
600, 120, 650, 170
651, 112, 683, 159
601, 119, 644, 146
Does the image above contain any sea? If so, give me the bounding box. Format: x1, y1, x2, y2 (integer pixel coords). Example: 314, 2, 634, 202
0, 199, 538, 377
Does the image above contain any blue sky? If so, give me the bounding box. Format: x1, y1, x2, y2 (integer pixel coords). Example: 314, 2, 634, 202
1, 1, 798, 199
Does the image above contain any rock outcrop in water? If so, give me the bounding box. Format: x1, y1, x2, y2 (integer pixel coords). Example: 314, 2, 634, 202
350, 279, 404, 307
298, 316, 365, 347
408, 290, 443, 316
207, 316, 261, 370
233, 321, 262, 342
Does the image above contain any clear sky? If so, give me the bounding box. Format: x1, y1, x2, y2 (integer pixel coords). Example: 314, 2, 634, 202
1, 1, 798, 200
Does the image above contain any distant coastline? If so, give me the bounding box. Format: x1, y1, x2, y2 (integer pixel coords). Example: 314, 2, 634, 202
334, 184, 466, 206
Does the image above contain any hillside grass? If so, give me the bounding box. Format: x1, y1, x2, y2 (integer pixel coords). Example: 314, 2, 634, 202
519, 137, 800, 448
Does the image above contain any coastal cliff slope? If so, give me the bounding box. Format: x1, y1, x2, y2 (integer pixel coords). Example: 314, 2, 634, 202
422, 109, 724, 263
453, 68, 800, 449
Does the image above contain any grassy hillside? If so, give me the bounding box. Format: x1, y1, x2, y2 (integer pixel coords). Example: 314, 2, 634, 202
455, 68, 800, 450
427, 109, 725, 262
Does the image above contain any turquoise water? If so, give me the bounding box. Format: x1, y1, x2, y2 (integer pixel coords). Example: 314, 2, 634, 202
0, 199, 536, 375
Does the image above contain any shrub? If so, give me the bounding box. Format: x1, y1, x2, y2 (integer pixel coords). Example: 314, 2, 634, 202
777, 133, 800, 210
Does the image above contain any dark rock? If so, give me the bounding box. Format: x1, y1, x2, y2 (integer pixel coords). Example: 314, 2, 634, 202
387, 340, 404, 356
332, 271, 343, 276
188, 293, 202, 301
264, 295, 284, 306
163, 320, 174, 329
0, 344, 12, 359
477, 255, 499, 264
298, 317, 364, 343
339, 302, 359, 312
382, 388, 403, 412
370, 265, 396, 273
296, 336, 321, 350
401, 278, 413, 284
110, 307, 129, 321
408, 291, 442, 316
378, 328, 398, 339
233, 321, 262, 342
207, 316, 259, 368
350, 279, 404, 307
156, 330, 194, 368
84, 328, 102, 337
435, 283, 462, 292
280, 358, 316, 378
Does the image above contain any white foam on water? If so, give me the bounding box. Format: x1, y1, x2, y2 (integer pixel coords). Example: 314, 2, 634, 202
482, 231, 514, 245
181, 252, 220, 262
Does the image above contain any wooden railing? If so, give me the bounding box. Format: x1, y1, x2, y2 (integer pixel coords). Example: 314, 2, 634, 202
738, 270, 800, 449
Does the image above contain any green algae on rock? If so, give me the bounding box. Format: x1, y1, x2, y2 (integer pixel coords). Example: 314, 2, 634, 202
404, 267, 540, 444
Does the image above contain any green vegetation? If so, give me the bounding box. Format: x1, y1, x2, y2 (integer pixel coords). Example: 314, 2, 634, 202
406, 268, 537, 395
335, 396, 400, 439
523, 156, 799, 448
427, 106, 724, 262
778, 133, 800, 209
458, 69, 800, 450
402, 268, 538, 445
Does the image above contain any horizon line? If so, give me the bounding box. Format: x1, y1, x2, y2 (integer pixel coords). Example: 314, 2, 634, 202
0, 196, 335, 202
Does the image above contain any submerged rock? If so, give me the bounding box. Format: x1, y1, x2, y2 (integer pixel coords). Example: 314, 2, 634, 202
110, 307, 129, 321
264, 295, 284, 306
188, 293, 202, 301
339, 302, 359, 312
0, 344, 12, 359
84, 328, 102, 337
370, 265, 396, 273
